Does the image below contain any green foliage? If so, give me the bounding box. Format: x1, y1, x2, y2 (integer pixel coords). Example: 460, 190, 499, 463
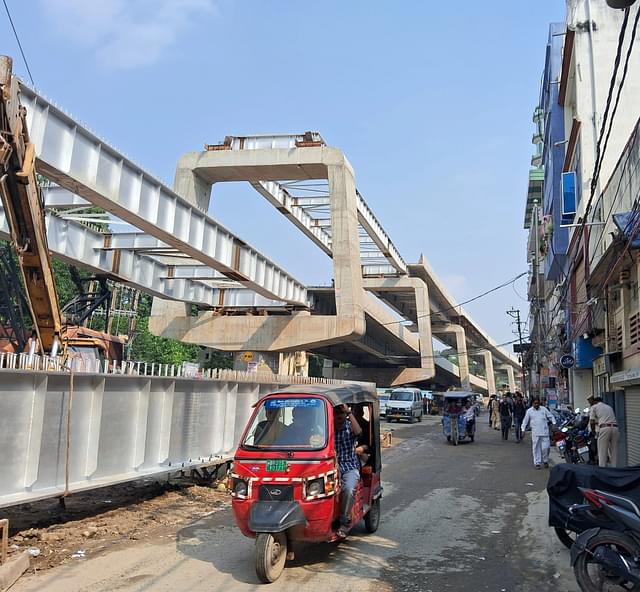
127, 294, 200, 365
202, 349, 234, 370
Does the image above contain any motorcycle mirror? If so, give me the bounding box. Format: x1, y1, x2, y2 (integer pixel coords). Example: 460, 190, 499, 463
583, 407, 590, 413
562, 427, 569, 433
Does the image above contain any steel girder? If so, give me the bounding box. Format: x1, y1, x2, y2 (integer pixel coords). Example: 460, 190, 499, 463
219, 134, 407, 275
0, 203, 260, 307
18, 85, 307, 306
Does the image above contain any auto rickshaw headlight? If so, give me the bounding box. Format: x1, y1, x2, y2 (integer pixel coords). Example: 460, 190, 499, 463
233, 478, 248, 498
306, 478, 325, 498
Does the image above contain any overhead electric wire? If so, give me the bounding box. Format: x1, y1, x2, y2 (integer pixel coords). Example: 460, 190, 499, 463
383, 337, 525, 361
1, 0, 34, 86
537, 9, 637, 337
379, 271, 528, 327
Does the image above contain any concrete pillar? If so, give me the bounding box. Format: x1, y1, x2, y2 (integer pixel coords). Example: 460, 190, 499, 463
432, 323, 470, 390
482, 351, 496, 394
413, 279, 435, 376
327, 163, 366, 328
453, 326, 471, 391
505, 365, 516, 392
497, 365, 517, 392
173, 153, 212, 213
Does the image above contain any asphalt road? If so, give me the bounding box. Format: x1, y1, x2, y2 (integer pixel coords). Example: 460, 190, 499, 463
13, 414, 579, 592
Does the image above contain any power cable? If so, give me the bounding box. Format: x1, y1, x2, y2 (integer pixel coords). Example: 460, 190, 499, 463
592, 6, 640, 203
380, 271, 528, 327
1, 0, 34, 86
542, 7, 635, 333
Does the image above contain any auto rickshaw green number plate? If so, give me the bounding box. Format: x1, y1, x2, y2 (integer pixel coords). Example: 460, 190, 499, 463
266, 459, 288, 472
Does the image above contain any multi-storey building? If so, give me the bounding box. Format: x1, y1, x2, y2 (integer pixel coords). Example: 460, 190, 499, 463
525, 1, 640, 464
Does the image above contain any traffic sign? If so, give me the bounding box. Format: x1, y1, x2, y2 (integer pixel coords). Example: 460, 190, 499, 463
243, 351, 254, 362
560, 354, 575, 369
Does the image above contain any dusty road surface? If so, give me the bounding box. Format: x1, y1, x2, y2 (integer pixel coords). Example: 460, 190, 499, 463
10, 414, 578, 592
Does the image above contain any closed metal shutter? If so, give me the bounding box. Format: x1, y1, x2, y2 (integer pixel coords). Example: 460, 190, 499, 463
625, 387, 640, 465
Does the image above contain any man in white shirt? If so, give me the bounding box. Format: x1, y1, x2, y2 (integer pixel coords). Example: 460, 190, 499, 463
521, 398, 556, 469
588, 395, 619, 467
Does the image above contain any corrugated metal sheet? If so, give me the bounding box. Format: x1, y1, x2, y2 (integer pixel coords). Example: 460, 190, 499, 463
625, 387, 640, 465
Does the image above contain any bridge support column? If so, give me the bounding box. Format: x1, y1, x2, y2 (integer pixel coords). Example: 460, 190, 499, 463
498, 365, 517, 392
482, 351, 496, 395
432, 323, 470, 390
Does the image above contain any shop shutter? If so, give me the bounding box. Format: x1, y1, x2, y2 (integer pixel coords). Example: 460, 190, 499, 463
625, 387, 640, 465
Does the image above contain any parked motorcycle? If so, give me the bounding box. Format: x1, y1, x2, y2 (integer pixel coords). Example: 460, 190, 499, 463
570, 487, 640, 591
553, 408, 597, 465
547, 464, 640, 550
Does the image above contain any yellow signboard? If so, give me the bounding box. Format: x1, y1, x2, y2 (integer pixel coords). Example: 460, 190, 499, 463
243, 351, 254, 362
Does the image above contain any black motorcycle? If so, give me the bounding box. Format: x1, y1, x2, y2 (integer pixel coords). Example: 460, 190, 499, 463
547, 464, 640, 549
570, 487, 640, 591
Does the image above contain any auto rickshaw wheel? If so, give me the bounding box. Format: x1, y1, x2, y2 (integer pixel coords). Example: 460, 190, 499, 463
364, 498, 381, 533
255, 532, 287, 583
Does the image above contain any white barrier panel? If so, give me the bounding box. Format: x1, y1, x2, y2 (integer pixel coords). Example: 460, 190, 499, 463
0, 366, 361, 509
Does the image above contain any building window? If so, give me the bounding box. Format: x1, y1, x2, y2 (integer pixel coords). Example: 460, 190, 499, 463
562, 171, 577, 225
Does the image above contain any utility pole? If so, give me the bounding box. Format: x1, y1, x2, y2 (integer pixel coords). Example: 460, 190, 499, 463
507, 307, 527, 395
532, 200, 545, 400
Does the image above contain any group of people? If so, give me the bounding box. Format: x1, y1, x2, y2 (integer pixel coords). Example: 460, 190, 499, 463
487, 392, 528, 442
486, 391, 620, 470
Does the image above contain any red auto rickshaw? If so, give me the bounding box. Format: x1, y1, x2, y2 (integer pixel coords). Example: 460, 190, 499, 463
230, 384, 382, 583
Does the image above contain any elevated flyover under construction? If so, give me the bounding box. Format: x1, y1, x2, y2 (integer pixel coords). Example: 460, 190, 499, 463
0, 79, 520, 392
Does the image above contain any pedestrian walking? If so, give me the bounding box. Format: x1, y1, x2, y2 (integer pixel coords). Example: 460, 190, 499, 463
521, 397, 556, 469
499, 394, 513, 440
588, 395, 619, 467
489, 395, 501, 430
513, 393, 527, 443
487, 395, 495, 426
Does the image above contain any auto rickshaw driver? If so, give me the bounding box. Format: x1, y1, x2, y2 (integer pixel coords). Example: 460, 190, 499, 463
333, 403, 362, 538
253, 405, 285, 445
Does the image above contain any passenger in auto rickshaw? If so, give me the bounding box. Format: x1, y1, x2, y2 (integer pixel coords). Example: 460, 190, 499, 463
463, 400, 477, 433
446, 399, 462, 414
333, 403, 363, 538
353, 404, 371, 467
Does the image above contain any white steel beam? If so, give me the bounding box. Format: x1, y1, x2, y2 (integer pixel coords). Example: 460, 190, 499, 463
0, 203, 245, 307
220, 134, 407, 274
19, 84, 307, 306
251, 181, 332, 255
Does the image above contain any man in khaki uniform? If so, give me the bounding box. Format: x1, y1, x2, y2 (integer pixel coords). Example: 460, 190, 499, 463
588, 396, 619, 467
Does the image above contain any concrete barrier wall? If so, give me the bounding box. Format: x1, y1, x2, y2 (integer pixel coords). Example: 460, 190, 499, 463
0, 366, 356, 508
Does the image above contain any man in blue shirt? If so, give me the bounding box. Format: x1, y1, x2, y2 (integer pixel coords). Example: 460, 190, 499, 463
334, 403, 362, 538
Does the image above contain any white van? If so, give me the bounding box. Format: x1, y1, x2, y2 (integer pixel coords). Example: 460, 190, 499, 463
386, 387, 423, 423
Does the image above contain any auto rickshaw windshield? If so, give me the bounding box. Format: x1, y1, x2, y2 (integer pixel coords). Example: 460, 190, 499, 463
241, 397, 328, 449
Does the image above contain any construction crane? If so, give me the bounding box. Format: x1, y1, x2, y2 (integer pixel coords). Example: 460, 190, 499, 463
0, 55, 125, 363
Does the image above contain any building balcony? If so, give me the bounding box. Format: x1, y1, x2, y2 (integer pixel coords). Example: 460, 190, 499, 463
533, 107, 544, 124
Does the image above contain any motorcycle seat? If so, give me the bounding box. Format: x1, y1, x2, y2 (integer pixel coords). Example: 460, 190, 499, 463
595, 490, 640, 517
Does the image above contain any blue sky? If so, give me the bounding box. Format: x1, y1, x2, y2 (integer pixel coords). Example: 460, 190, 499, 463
1, 0, 566, 347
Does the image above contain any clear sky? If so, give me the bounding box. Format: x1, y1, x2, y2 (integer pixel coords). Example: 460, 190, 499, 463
1, 0, 567, 348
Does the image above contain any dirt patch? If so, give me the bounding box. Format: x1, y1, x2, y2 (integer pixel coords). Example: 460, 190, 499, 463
2, 477, 230, 571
